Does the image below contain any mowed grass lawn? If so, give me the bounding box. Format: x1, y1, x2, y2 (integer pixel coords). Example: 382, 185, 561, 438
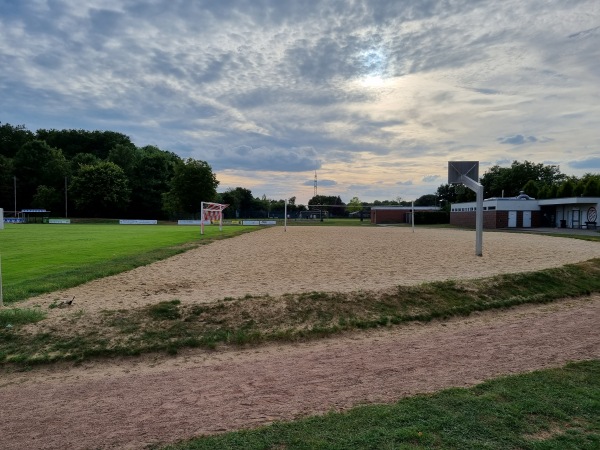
0, 223, 255, 303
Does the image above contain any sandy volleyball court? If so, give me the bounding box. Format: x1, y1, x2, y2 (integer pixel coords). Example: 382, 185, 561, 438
23, 226, 600, 316
2, 226, 600, 449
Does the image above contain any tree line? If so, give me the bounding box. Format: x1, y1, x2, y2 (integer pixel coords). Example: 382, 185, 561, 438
434, 160, 600, 208
2, 123, 598, 219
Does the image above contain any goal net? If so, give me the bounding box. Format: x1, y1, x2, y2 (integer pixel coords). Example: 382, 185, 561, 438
200, 202, 229, 235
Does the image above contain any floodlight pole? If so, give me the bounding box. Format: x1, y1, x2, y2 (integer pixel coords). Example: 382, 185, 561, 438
459, 175, 484, 256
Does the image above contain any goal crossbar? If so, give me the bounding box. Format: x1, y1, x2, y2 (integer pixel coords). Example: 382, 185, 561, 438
200, 202, 229, 235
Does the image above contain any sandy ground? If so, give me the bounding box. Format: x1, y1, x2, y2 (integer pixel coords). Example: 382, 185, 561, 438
1, 296, 598, 449
2, 227, 600, 449
19, 227, 600, 318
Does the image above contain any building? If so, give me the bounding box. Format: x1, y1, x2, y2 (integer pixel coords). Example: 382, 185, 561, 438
450, 193, 599, 229
370, 206, 441, 224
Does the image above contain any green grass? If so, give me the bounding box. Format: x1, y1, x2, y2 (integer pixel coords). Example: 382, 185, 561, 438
0, 223, 256, 303
2, 259, 599, 366
0, 308, 46, 327
163, 360, 600, 449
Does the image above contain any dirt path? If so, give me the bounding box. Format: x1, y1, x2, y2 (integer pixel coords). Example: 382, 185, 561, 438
1, 296, 598, 450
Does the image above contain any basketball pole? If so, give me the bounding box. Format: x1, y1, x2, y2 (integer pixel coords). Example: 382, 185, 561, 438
459, 174, 484, 257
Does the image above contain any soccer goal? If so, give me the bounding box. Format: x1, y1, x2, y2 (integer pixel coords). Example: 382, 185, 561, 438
200, 202, 229, 235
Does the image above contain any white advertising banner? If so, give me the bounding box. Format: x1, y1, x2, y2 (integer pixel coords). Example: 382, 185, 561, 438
119, 219, 158, 225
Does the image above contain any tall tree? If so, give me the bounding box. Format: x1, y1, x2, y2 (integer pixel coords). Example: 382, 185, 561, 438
347, 196, 362, 213
128, 146, 182, 218
36, 129, 133, 160
69, 162, 131, 217
480, 160, 564, 198
0, 122, 34, 158
163, 158, 219, 217
13, 140, 68, 207
0, 154, 15, 210
414, 194, 437, 206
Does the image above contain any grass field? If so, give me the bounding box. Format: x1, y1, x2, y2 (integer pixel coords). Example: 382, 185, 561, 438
1, 222, 599, 449
164, 360, 600, 450
0, 223, 256, 303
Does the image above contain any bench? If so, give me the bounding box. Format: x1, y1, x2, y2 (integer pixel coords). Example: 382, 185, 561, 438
584, 221, 597, 230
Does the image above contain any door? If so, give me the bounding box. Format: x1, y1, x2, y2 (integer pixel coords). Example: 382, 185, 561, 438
523, 211, 532, 228
508, 210, 517, 227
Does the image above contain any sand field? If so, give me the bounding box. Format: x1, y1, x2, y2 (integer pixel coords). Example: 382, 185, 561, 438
2, 226, 600, 449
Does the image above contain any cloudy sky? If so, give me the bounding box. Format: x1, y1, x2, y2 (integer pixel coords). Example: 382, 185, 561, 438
1, 0, 599, 204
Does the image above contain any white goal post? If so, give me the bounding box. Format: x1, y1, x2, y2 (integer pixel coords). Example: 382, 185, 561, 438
200, 202, 229, 235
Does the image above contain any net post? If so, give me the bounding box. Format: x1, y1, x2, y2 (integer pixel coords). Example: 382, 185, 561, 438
200, 202, 205, 235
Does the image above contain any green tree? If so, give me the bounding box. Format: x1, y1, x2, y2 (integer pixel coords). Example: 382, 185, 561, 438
69, 162, 131, 217
70, 153, 101, 174
0, 122, 34, 158
582, 174, 600, 197
31, 185, 61, 212
108, 143, 140, 176
347, 196, 362, 213
35, 129, 133, 160
557, 179, 575, 198
13, 140, 68, 207
480, 160, 564, 198
163, 158, 219, 217
0, 154, 14, 209
308, 195, 346, 216
129, 146, 182, 219
414, 194, 437, 206
522, 180, 539, 198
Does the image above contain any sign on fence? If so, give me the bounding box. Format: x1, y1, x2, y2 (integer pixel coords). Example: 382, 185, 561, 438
119, 219, 158, 225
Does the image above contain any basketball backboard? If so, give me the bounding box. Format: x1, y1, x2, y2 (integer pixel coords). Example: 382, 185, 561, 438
448, 161, 479, 184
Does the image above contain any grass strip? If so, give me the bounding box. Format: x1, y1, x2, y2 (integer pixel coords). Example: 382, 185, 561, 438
1, 259, 599, 367
162, 360, 600, 450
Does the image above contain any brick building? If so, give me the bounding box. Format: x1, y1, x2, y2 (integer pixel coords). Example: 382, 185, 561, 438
451, 194, 600, 229
370, 206, 440, 224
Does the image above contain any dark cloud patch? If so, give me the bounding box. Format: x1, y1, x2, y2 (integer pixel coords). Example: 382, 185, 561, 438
304, 179, 337, 187
497, 135, 538, 145
32, 52, 64, 70
471, 87, 501, 95
284, 36, 363, 84
89, 8, 123, 36
211, 145, 319, 172
396, 180, 413, 186
422, 175, 440, 183
570, 157, 600, 170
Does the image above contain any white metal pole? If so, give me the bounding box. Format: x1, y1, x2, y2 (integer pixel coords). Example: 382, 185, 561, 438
460, 175, 484, 257
200, 202, 205, 235
411, 201, 415, 232
219, 208, 223, 232
475, 185, 484, 256
284, 200, 287, 232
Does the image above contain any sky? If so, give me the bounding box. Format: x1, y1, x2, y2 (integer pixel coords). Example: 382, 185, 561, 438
1, 0, 599, 205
